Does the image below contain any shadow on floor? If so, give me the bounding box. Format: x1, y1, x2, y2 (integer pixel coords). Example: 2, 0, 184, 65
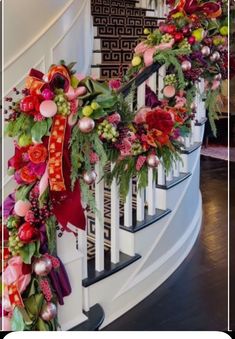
104, 156, 232, 331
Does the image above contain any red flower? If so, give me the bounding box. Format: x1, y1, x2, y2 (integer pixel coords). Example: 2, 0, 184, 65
28, 144, 48, 164
146, 108, 174, 134
18, 222, 40, 243
20, 165, 37, 183
146, 129, 169, 146
8, 146, 29, 171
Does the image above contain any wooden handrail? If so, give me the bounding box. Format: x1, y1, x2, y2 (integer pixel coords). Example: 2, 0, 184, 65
118, 62, 162, 97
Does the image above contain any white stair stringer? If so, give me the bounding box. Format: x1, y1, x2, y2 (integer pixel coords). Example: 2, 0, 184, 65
84, 143, 203, 328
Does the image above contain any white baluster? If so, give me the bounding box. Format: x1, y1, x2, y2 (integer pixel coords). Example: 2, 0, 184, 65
95, 163, 104, 272
190, 120, 195, 145
158, 65, 166, 99
173, 160, 180, 177
77, 227, 88, 279
124, 180, 133, 227
136, 83, 146, 222
166, 167, 173, 182
148, 168, 155, 216
184, 136, 191, 148
157, 162, 166, 185
111, 163, 120, 264
149, 72, 157, 93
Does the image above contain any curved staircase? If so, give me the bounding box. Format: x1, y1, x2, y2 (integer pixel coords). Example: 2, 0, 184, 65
56, 0, 207, 331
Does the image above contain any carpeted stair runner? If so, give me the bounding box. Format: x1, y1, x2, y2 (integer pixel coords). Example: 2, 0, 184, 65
91, 0, 161, 79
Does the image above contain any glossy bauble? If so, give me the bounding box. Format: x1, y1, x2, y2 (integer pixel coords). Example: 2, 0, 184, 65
14, 200, 31, 217
174, 32, 184, 42
39, 100, 57, 118
83, 170, 97, 185
18, 223, 40, 243
188, 36, 196, 45
181, 60, 192, 72
214, 73, 222, 81
42, 89, 54, 101
40, 302, 57, 321
33, 256, 53, 276
163, 85, 176, 98
78, 117, 95, 133
146, 155, 159, 168
201, 46, 211, 57
210, 51, 220, 62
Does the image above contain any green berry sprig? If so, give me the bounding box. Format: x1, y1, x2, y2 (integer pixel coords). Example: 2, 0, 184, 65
161, 34, 173, 43
54, 89, 70, 116
132, 140, 143, 156
8, 230, 24, 256
164, 74, 178, 86
97, 120, 119, 143
179, 38, 192, 52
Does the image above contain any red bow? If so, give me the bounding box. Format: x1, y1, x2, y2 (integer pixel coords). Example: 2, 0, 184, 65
170, 0, 222, 19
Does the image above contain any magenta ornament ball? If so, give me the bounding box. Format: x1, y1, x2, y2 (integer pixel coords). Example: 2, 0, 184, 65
14, 200, 31, 217
181, 60, 192, 72
42, 89, 54, 101
40, 302, 57, 321
163, 85, 176, 98
83, 170, 97, 185
39, 100, 57, 118
146, 155, 159, 168
33, 256, 53, 276
78, 117, 95, 133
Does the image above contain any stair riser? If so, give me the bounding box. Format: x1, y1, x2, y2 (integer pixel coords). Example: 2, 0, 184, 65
93, 51, 133, 64
91, 0, 139, 8
91, 64, 130, 79
94, 37, 140, 51
93, 16, 159, 28
96, 25, 154, 37
92, 7, 147, 16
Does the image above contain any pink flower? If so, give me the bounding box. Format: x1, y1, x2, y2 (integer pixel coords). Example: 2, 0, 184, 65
135, 41, 149, 55
107, 113, 121, 124
109, 79, 122, 91
25, 210, 35, 223
136, 156, 147, 171
134, 107, 151, 124
90, 152, 99, 164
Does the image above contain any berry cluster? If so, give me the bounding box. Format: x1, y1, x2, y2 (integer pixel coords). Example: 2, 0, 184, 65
54, 89, 70, 115
132, 140, 143, 156
8, 231, 24, 255
164, 74, 178, 86
98, 120, 119, 142
179, 38, 192, 52
161, 33, 173, 43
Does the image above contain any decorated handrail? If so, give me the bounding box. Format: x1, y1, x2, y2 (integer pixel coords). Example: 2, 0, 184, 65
2, 0, 228, 332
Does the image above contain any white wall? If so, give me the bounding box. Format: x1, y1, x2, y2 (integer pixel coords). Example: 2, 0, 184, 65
3, 0, 93, 197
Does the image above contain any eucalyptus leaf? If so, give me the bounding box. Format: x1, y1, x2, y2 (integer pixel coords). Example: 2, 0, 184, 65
31, 120, 48, 143
24, 293, 44, 319
11, 307, 25, 331
19, 242, 36, 264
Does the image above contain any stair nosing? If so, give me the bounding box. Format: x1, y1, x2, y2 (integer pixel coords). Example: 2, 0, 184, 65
156, 172, 192, 190
82, 253, 141, 287
181, 142, 202, 154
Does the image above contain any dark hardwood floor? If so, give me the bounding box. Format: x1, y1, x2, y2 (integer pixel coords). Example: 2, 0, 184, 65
104, 156, 232, 331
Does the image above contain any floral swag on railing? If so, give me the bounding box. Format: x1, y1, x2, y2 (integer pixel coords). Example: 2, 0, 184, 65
2, 0, 228, 331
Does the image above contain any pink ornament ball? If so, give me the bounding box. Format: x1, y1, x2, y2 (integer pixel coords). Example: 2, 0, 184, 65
39, 100, 57, 118
42, 89, 54, 101
181, 60, 192, 72
33, 256, 53, 276
78, 117, 95, 133
163, 85, 176, 98
40, 302, 57, 321
14, 200, 31, 217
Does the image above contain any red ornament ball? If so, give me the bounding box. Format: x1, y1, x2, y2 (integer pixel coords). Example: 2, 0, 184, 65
174, 32, 184, 42
188, 36, 196, 45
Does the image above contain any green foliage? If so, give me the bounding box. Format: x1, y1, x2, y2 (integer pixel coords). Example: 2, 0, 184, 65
11, 307, 26, 331
80, 180, 97, 216
31, 120, 48, 143
45, 215, 57, 254
205, 88, 221, 137
19, 242, 36, 264
5, 113, 34, 138
16, 184, 34, 201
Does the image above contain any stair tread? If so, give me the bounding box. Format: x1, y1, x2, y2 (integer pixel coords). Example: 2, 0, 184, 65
181, 142, 202, 154
120, 207, 171, 233
82, 251, 141, 287
69, 304, 104, 331
156, 172, 192, 190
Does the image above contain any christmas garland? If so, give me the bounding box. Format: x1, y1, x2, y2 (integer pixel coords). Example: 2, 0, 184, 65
2, 0, 228, 332
126, 0, 228, 136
